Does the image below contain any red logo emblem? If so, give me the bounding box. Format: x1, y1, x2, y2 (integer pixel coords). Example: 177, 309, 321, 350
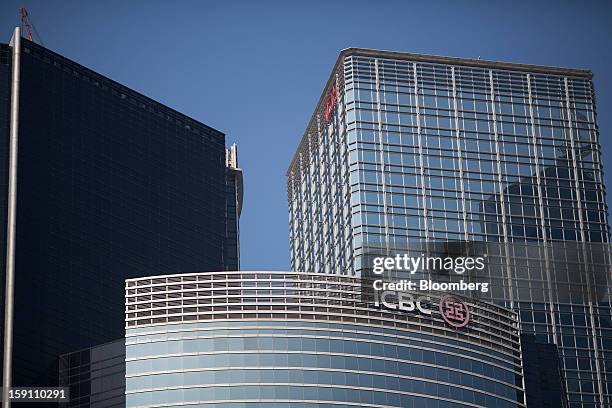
439, 295, 470, 328
324, 83, 338, 122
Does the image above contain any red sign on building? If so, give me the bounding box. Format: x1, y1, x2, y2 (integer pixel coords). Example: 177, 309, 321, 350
439, 295, 470, 328
324, 83, 338, 123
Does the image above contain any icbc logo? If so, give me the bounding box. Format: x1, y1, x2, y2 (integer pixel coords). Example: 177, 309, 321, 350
439, 295, 470, 328
324, 83, 338, 123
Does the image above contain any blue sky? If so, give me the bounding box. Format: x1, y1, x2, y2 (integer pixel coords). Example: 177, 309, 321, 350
1, 0, 611, 271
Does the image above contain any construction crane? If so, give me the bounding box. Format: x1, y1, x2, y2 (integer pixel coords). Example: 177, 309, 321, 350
18, 6, 43, 45
19, 7, 32, 41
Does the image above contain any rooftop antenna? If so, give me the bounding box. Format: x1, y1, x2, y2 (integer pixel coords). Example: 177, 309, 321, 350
18, 6, 43, 45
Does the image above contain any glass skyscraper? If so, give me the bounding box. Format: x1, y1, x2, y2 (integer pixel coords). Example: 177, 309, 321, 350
125, 271, 526, 407
0, 32, 242, 387
287, 48, 611, 407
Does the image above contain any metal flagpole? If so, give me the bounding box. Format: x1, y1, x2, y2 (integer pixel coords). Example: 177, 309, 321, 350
3, 26, 21, 408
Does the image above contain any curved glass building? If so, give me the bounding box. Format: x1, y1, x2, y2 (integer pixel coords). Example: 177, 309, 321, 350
125, 271, 525, 407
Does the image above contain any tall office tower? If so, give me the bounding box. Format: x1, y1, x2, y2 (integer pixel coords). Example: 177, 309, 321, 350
287, 48, 611, 407
0, 29, 241, 387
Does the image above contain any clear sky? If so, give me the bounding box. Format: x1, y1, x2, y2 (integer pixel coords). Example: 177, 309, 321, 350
1, 0, 611, 271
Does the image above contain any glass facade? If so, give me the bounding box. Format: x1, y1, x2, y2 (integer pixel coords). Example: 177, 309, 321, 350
521, 333, 568, 407
59, 339, 125, 408
224, 144, 243, 271
125, 271, 525, 407
0, 37, 241, 386
287, 49, 611, 407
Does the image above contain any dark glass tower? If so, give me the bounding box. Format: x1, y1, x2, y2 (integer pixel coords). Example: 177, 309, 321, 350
0, 32, 241, 387
288, 48, 611, 407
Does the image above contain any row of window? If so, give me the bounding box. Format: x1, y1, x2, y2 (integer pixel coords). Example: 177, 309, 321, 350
126, 367, 519, 402
126, 335, 515, 374
127, 385, 522, 408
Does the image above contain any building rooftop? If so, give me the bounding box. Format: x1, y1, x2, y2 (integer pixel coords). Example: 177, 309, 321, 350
287, 48, 592, 175
341, 47, 592, 78
3, 36, 224, 139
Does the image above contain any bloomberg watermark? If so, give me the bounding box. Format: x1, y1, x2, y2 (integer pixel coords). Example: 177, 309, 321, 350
371, 252, 490, 294
372, 278, 489, 293
360, 241, 492, 329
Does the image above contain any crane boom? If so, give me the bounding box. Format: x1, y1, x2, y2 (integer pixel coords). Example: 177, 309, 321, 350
19, 7, 33, 42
